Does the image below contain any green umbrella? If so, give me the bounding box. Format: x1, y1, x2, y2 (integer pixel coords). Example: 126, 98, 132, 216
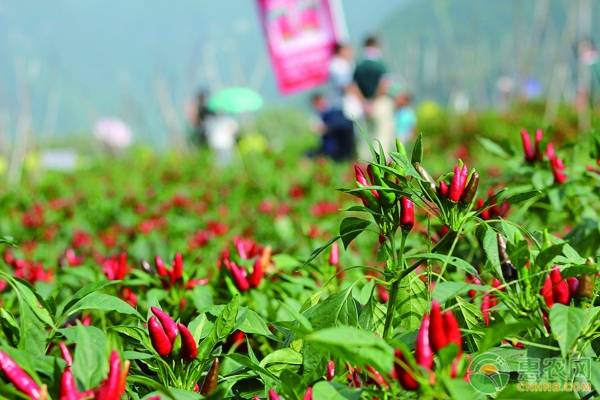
208, 87, 263, 114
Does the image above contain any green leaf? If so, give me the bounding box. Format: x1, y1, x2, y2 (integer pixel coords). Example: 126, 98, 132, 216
60, 325, 108, 388
549, 305, 598, 358
237, 309, 271, 337
0, 273, 55, 328
482, 227, 502, 278
477, 137, 509, 158
312, 381, 360, 399
339, 217, 371, 250
306, 326, 394, 373
259, 348, 302, 368
67, 293, 142, 320
411, 132, 423, 164
57, 280, 118, 320
303, 236, 340, 266
396, 273, 428, 331
478, 321, 535, 352
535, 244, 565, 269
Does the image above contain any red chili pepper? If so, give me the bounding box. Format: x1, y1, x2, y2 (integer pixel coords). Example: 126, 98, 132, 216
460, 171, 479, 204
177, 323, 198, 361
59, 367, 79, 400
438, 181, 449, 197
96, 351, 129, 400
520, 128, 535, 162
0, 350, 41, 400
394, 349, 419, 391
329, 241, 339, 266
449, 164, 468, 202
59, 342, 73, 367
550, 156, 567, 184
228, 260, 250, 292
303, 386, 313, 400
154, 255, 169, 277
400, 197, 414, 231
366, 365, 389, 389
268, 388, 281, 400
326, 360, 335, 381
567, 277, 579, 296
481, 294, 491, 326
248, 259, 263, 288
171, 252, 184, 284
415, 314, 434, 370
442, 310, 462, 354
148, 316, 173, 357
428, 301, 448, 352
150, 307, 179, 343
551, 268, 570, 305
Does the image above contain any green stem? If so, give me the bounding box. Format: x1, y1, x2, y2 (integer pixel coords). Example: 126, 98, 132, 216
382, 233, 407, 339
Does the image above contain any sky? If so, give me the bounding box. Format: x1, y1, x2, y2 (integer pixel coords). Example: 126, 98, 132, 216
0, 0, 406, 143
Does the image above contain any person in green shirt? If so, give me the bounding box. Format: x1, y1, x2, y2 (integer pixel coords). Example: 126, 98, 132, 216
353, 36, 394, 156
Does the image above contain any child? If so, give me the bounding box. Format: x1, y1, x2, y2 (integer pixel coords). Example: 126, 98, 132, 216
394, 92, 417, 145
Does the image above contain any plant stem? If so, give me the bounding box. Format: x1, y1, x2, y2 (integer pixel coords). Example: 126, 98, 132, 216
383, 233, 406, 339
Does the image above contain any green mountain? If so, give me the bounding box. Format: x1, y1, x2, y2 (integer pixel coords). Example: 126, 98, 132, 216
379, 0, 600, 106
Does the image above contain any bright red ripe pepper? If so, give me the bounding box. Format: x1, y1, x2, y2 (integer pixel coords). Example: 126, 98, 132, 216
520, 129, 535, 162
550, 267, 570, 305
442, 311, 462, 354
151, 307, 178, 343
449, 164, 468, 202
177, 323, 198, 361
96, 351, 129, 400
59, 342, 73, 367
481, 294, 491, 326
268, 388, 281, 400
394, 349, 419, 391
0, 350, 41, 400
438, 181, 449, 197
415, 314, 434, 370
329, 241, 339, 266
171, 253, 184, 284
428, 301, 448, 352
148, 316, 173, 357
366, 365, 388, 389
247, 259, 263, 288
400, 197, 415, 231
227, 260, 250, 292
303, 386, 313, 400
326, 360, 335, 381
550, 156, 567, 184
154, 255, 168, 277
59, 368, 79, 400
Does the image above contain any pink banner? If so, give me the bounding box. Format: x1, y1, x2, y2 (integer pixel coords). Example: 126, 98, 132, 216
257, 0, 340, 95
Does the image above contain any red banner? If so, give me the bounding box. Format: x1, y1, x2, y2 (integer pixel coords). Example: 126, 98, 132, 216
257, 0, 342, 95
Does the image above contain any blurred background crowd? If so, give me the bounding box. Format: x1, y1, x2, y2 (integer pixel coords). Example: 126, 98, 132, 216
0, 0, 599, 182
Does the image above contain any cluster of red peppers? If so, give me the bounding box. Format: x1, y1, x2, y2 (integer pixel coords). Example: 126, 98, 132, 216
220, 237, 270, 292
148, 307, 197, 361
2, 251, 53, 284
476, 188, 510, 220
354, 163, 415, 230
437, 162, 479, 205
545, 143, 567, 184
520, 128, 567, 184
394, 301, 463, 391
541, 267, 578, 308
0, 346, 129, 400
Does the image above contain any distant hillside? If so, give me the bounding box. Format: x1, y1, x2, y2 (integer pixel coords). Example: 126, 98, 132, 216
379, 0, 600, 106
